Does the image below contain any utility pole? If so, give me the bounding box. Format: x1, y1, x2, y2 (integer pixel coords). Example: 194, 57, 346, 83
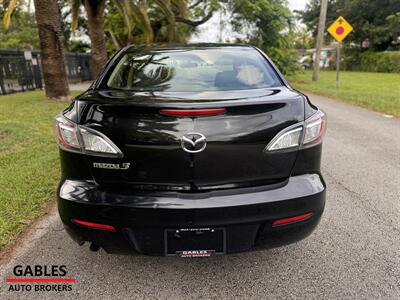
312, 0, 328, 81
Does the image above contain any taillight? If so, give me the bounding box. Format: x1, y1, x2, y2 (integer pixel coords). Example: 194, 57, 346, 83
159, 108, 226, 117
54, 116, 80, 150
303, 110, 326, 146
54, 114, 123, 157
265, 110, 326, 152
266, 125, 303, 151
79, 127, 120, 155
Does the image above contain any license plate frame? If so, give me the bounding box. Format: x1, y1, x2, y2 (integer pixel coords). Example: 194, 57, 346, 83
164, 227, 226, 257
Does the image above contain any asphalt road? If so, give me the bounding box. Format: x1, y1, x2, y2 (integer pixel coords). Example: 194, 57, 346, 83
1, 93, 399, 299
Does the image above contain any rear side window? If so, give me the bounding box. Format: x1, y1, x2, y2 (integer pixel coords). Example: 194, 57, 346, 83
106, 48, 282, 92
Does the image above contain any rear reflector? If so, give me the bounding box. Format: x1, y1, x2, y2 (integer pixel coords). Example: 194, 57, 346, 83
159, 108, 226, 117
272, 212, 313, 227
72, 219, 116, 232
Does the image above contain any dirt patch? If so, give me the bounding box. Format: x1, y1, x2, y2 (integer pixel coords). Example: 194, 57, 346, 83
0, 131, 9, 141
288, 79, 307, 84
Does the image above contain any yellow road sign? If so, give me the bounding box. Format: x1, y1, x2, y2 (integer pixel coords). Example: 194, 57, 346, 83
327, 16, 353, 42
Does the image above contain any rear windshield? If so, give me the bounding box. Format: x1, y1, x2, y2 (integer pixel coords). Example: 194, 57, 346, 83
106, 48, 282, 92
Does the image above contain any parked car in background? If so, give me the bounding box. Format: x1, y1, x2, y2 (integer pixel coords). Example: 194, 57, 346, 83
299, 46, 336, 69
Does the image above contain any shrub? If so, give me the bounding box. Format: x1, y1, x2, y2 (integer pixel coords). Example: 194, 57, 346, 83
342, 50, 400, 73
266, 47, 301, 76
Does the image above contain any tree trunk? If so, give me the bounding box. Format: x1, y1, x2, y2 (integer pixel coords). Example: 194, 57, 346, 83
33, 0, 69, 100
84, 0, 108, 77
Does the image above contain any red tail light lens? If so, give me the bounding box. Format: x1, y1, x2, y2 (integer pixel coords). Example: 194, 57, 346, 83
303, 110, 326, 146
54, 116, 80, 150
72, 219, 116, 232
272, 212, 313, 227
159, 108, 226, 117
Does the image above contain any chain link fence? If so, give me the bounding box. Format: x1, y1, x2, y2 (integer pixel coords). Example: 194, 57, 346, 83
0, 49, 93, 95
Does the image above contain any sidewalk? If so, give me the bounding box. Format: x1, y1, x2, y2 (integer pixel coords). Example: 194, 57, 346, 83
69, 81, 92, 92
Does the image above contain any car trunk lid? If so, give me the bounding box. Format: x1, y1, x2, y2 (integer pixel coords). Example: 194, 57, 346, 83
77, 87, 304, 191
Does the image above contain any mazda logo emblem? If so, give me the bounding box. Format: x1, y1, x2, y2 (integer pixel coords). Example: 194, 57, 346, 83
181, 132, 207, 153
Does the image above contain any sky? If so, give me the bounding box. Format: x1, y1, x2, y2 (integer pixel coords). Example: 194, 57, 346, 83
191, 0, 309, 42
288, 0, 308, 12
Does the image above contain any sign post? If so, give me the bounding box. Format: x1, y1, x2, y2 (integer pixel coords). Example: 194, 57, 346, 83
336, 42, 341, 89
327, 16, 353, 89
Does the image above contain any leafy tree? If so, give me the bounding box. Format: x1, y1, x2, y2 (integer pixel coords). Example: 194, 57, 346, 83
104, 0, 299, 74
226, 0, 300, 74
0, 10, 39, 49
59, 0, 90, 53
300, 0, 400, 51
105, 0, 220, 48
1, 0, 89, 52
293, 27, 314, 49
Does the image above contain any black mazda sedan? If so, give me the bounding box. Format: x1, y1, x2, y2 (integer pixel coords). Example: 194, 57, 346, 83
55, 44, 326, 256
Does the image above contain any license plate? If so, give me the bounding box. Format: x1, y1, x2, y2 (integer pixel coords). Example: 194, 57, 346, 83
165, 227, 225, 256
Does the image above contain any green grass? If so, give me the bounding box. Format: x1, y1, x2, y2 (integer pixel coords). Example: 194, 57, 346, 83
288, 70, 400, 117
0, 91, 79, 250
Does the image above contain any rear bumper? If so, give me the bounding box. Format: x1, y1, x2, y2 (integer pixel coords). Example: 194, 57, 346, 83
57, 174, 326, 255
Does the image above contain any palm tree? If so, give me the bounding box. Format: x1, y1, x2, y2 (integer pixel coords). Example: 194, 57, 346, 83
34, 0, 70, 99
3, 0, 69, 99
72, 0, 108, 77
110, 0, 216, 44
72, 0, 217, 74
